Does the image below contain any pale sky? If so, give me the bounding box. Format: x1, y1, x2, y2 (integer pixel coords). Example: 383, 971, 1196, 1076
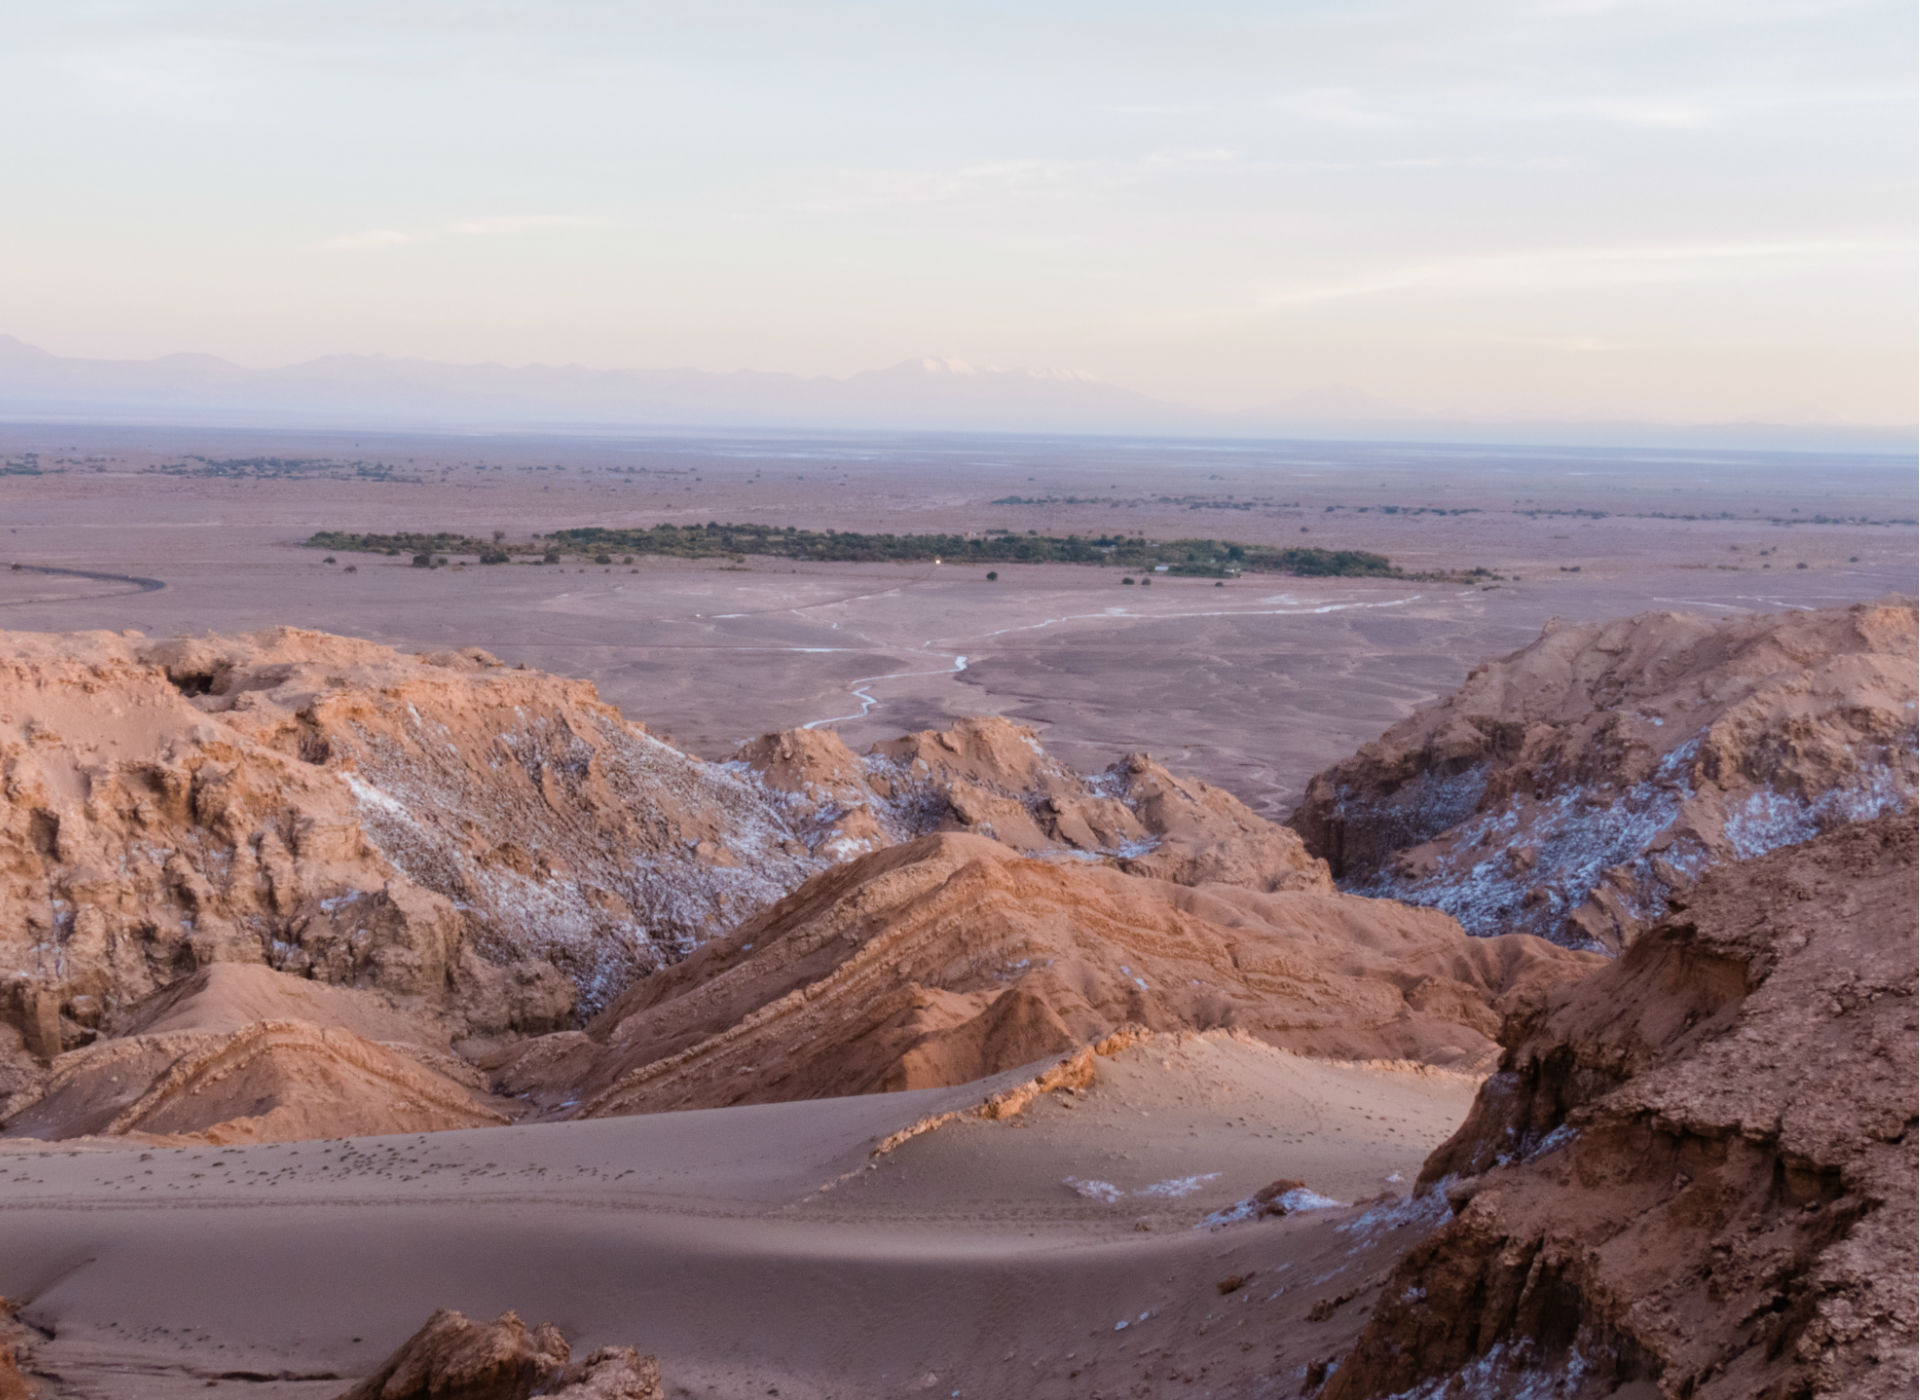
3, 0, 1914, 426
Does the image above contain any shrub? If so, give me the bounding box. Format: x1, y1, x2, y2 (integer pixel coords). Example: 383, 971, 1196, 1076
985, 571, 998, 581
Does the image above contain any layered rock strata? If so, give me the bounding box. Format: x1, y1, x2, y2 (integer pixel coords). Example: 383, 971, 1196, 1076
494, 832, 1598, 1116
5, 964, 509, 1142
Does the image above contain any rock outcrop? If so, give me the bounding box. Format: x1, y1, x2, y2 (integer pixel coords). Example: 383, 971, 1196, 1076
334, 1308, 663, 1400
735, 714, 1331, 891
4, 964, 509, 1142
1322, 813, 1918, 1400
0, 1299, 35, 1400
0, 627, 832, 1063
1291, 600, 1917, 949
495, 832, 1598, 1116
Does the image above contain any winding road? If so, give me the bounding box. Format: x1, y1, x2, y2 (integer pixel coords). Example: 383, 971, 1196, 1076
1, 562, 166, 607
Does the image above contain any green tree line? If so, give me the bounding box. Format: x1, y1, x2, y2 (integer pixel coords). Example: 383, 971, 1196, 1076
306, 522, 1410, 578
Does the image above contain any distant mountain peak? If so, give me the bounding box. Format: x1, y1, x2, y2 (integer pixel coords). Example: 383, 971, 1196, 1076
911, 356, 980, 376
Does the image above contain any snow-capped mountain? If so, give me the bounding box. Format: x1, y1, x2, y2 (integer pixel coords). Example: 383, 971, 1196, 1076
0, 337, 1181, 435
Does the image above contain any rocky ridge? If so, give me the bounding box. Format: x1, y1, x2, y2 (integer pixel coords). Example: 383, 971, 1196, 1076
735, 716, 1330, 892
5, 964, 509, 1143
0, 625, 1340, 1139
0, 626, 827, 1066
1292, 600, 1917, 950
1321, 813, 1917, 1400
494, 832, 1594, 1116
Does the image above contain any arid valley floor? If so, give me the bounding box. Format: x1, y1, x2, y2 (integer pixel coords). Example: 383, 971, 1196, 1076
1, 426, 1911, 812
0, 424, 1913, 1400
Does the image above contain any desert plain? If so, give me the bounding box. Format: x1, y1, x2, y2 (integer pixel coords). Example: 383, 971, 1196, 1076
0, 424, 1910, 812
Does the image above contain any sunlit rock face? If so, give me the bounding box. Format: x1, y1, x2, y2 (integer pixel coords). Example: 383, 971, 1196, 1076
0, 626, 1332, 1098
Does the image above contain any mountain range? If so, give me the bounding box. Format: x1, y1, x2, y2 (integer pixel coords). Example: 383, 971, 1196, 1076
0, 335, 1909, 453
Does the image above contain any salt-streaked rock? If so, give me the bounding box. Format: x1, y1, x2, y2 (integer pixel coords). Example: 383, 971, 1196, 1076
1292, 600, 1917, 949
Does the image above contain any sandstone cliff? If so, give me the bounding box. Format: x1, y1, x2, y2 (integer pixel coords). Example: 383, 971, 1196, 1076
1321, 813, 1917, 1400
1291, 600, 1917, 950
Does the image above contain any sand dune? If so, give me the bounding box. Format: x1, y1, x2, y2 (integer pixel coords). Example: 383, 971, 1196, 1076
0, 1032, 1477, 1398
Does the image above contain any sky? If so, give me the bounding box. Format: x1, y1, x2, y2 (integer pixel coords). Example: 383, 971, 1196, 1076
2, 0, 1914, 428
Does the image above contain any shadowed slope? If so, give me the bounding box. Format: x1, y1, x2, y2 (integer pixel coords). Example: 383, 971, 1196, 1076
1322, 813, 1918, 1400
1292, 599, 1917, 949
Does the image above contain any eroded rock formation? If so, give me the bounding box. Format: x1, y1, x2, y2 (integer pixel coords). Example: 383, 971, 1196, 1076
5, 964, 509, 1142
0, 627, 831, 1066
736, 715, 1331, 891
0, 626, 1350, 1137
1291, 600, 1917, 949
1322, 813, 1918, 1400
0, 1299, 35, 1400
495, 832, 1597, 1116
